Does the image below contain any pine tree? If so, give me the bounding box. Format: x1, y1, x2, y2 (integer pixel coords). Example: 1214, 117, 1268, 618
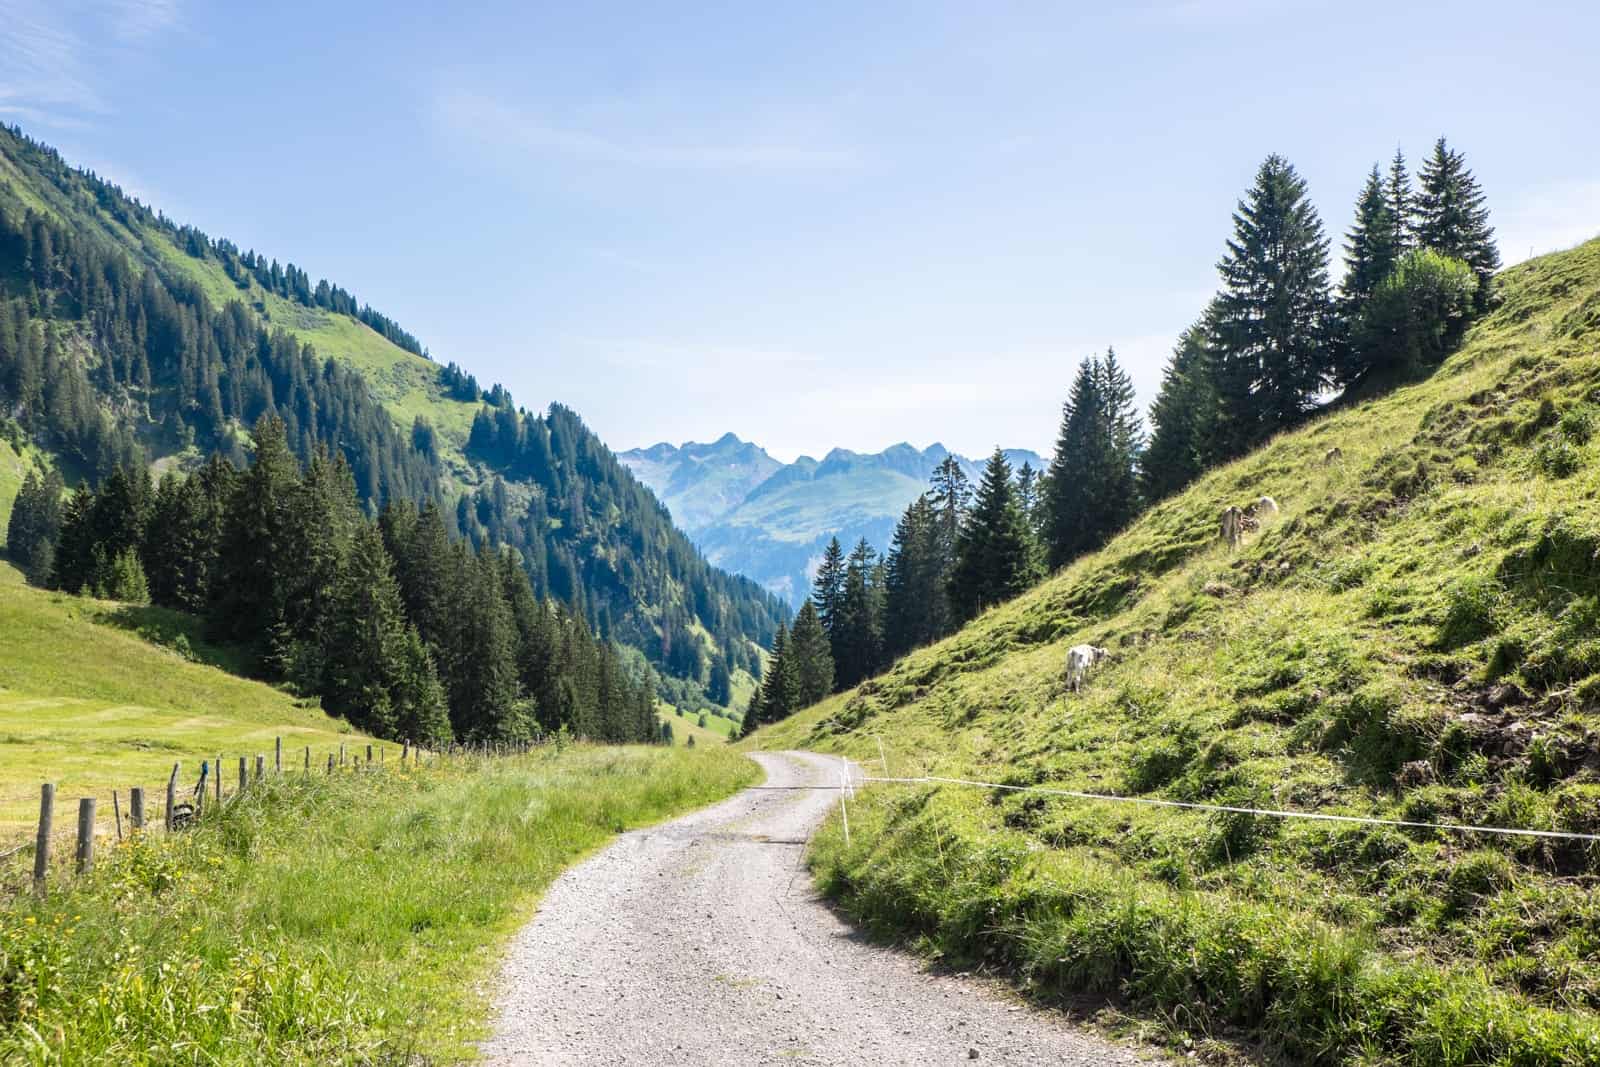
833, 540, 885, 689
812, 536, 846, 665
883, 493, 947, 659
749, 623, 798, 729
788, 599, 834, 707
1340, 165, 1403, 316
928, 455, 971, 570
1386, 148, 1414, 252
1043, 352, 1143, 568
948, 449, 1040, 623
6, 467, 64, 584
1140, 321, 1219, 502
1211, 155, 1335, 453
212, 415, 300, 649
1415, 138, 1499, 300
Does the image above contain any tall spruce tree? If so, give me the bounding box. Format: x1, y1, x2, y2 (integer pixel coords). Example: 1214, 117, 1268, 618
833, 540, 885, 689
1211, 155, 1335, 454
1415, 138, 1499, 300
882, 493, 948, 660
948, 449, 1039, 623
1043, 352, 1143, 568
212, 416, 301, 648
788, 599, 834, 707
1340, 165, 1403, 315
812, 537, 846, 653
1386, 148, 1415, 252
1140, 321, 1220, 502
6, 467, 64, 584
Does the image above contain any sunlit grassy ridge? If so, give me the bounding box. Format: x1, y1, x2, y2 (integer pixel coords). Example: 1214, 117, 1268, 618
0, 562, 369, 833
756, 237, 1600, 1063
145, 236, 486, 475
0, 744, 759, 1064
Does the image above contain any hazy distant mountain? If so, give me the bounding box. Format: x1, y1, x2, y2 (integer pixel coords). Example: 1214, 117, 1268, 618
620, 437, 1046, 605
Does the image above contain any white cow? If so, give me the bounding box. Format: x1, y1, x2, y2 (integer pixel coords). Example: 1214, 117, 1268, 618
1065, 643, 1109, 693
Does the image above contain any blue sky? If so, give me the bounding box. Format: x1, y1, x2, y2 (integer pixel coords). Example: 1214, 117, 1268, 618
3, 1, 1598, 461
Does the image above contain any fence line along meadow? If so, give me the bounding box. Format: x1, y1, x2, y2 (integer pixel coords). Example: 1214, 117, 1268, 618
7, 737, 545, 895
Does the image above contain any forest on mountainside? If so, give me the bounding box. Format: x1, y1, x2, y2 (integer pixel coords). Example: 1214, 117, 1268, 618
0, 122, 786, 714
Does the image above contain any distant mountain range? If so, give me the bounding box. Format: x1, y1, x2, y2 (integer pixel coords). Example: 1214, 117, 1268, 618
619, 436, 1046, 605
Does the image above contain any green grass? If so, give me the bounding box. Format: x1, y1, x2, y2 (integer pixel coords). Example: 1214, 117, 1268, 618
0, 743, 759, 1063
0, 436, 41, 551
147, 235, 485, 473
0, 562, 369, 834
658, 702, 740, 745
753, 236, 1600, 1064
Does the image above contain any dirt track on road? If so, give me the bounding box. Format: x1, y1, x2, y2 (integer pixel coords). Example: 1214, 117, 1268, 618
481, 750, 1147, 1065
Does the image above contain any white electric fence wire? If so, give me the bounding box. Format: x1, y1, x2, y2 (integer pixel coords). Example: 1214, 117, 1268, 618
855, 774, 1600, 843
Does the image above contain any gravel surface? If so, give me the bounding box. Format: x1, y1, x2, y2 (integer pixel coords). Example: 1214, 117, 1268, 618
480, 750, 1149, 1065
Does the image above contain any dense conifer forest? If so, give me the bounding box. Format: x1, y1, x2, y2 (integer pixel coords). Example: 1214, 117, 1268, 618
0, 122, 785, 722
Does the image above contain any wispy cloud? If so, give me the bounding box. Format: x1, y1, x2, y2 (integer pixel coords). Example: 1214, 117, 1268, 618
430, 88, 861, 173
0, 0, 180, 124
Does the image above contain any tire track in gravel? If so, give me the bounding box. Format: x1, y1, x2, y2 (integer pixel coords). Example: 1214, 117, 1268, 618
480, 750, 1149, 1065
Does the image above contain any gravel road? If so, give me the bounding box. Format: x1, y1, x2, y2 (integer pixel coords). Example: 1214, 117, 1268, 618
480, 750, 1147, 1065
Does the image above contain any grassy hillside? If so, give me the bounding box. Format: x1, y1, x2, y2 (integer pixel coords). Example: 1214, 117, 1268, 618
755, 237, 1600, 1063
0, 562, 369, 833
0, 744, 758, 1064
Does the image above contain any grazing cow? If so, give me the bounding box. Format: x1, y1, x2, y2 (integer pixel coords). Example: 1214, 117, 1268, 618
1065, 643, 1109, 693
1219, 505, 1244, 549
1245, 495, 1279, 521
1324, 447, 1344, 464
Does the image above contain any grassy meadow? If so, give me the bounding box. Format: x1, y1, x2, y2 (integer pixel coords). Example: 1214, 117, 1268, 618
754, 238, 1600, 1064
0, 744, 759, 1064
0, 562, 369, 835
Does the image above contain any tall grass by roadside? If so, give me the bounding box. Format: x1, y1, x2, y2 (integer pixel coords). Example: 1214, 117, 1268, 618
0, 744, 758, 1064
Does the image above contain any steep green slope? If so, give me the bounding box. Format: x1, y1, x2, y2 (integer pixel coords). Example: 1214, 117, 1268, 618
756, 238, 1600, 1063
0, 561, 370, 832
0, 123, 784, 703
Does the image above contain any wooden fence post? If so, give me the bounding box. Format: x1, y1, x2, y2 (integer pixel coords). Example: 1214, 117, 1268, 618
238, 756, 247, 794
112, 790, 123, 842
75, 797, 95, 874
304, 745, 310, 773
33, 784, 54, 892
402, 740, 409, 763
366, 744, 373, 765
216, 753, 222, 804
339, 742, 346, 767
275, 736, 282, 774
327, 752, 334, 774
130, 786, 145, 830
255, 755, 264, 782
165, 763, 179, 832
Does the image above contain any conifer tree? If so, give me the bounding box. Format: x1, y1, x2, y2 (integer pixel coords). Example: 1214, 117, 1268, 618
882, 493, 947, 659
1043, 352, 1143, 568
749, 623, 798, 730
1386, 148, 1414, 252
1211, 155, 1335, 453
6, 467, 63, 584
833, 540, 885, 689
928, 455, 971, 570
1140, 322, 1219, 502
788, 599, 834, 707
948, 449, 1039, 623
1415, 138, 1499, 300
212, 416, 300, 648
1340, 164, 1403, 316
812, 536, 846, 635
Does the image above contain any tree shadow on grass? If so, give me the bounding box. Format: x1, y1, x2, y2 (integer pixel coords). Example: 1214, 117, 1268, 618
94, 603, 254, 677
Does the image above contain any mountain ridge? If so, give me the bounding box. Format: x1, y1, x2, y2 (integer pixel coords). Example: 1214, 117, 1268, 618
0, 122, 784, 710
619, 435, 1045, 604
